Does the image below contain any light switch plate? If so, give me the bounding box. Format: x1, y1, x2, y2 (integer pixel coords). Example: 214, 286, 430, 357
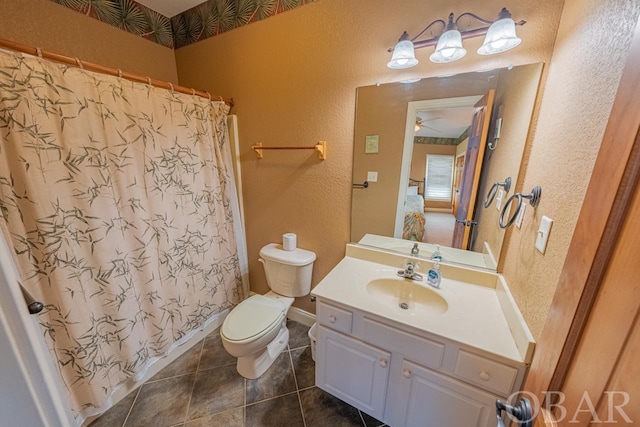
535, 216, 553, 254
515, 204, 526, 229
367, 171, 378, 182
496, 189, 504, 211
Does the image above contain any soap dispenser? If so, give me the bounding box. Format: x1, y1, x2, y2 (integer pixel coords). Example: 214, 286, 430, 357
426, 260, 442, 288
430, 245, 442, 262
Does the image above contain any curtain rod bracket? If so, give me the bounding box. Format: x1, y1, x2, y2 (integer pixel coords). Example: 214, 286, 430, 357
316, 141, 327, 160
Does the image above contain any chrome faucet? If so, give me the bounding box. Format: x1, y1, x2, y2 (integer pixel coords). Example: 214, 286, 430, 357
397, 261, 423, 281
411, 243, 419, 256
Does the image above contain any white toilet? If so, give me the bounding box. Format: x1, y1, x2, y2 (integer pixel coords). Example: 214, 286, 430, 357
220, 243, 316, 379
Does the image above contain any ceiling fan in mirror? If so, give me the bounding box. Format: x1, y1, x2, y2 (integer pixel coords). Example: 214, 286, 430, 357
415, 116, 442, 133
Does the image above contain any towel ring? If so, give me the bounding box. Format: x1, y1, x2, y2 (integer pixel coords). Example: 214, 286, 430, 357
484, 177, 512, 208
499, 186, 542, 229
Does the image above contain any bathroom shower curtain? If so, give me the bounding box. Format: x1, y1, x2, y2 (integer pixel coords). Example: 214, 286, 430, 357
0, 50, 247, 416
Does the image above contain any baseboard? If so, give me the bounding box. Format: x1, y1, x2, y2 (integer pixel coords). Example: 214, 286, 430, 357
82, 309, 229, 426
287, 306, 316, 327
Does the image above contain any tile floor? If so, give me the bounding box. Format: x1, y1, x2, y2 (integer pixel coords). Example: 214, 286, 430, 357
90, 320, 386, 427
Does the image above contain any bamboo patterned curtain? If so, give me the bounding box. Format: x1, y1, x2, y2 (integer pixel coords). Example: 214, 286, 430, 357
0, 50, 245, 415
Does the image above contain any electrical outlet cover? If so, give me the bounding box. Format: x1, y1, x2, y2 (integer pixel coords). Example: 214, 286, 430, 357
367, 171, 378, 182
496, 189, 504, 211
535, 216, 553, 254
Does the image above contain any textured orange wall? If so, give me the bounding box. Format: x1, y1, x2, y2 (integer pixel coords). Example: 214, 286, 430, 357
175, 0, 563, 315
0, 0, 178, 82
499, 0, 640, 337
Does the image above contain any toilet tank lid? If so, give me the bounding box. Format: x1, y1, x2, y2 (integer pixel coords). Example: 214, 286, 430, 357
260, 243, 316, 266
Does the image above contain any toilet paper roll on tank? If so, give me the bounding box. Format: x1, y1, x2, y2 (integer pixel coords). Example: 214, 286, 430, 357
282, 233, 297, 251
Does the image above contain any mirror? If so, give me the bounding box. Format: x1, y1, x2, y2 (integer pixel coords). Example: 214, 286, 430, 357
351, 63, 543, 271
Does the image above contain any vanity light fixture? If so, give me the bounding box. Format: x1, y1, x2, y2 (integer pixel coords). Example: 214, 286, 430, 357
387, 8, 525, 68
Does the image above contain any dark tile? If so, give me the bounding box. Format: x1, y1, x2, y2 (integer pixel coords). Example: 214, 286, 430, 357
188, 364, 244, 420
184, 407, 244, 427
124, 374, 194, 427
150, 340, 203, 382
246, 393, 303, 427
89, 388, 139, 427
300, 387, 363, 427
360, 410, 385, 427
199, 328, 236, 371
290, 346, 315, 389
246, 351, 296, 404
287, 320, 310, 350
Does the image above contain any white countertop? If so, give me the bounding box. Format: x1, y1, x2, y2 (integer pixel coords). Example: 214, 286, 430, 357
358, 234, 493, 270
311, 245, 534, 364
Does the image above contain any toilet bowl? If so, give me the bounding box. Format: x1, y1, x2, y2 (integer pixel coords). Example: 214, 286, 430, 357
220, 243, 316, 379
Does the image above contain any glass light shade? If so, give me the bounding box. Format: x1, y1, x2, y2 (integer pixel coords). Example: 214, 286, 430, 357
387, 40, 419, 69
478, 18, 521, 55
429, 30, 467, 63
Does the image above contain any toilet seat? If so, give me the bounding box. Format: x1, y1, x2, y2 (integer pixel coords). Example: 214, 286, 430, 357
222, 294, 285, 343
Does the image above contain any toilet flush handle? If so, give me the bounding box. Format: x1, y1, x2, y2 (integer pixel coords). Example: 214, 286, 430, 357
258, 258, 265, 266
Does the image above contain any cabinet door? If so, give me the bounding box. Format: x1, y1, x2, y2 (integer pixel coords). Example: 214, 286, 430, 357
316, 325, 390, 420
390, 359, 497, 427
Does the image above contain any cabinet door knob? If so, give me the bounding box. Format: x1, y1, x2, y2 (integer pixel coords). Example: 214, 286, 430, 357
329, 315, 337, 323
479, 370, 491, 381
402, 368, 412, 378
379, 358, 388, 368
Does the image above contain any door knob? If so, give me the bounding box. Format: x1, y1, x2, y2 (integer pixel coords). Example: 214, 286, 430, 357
496, 397, 533, 427
379, 358, 388, 368
402, 368, 412, 378
328, 315, 336, 323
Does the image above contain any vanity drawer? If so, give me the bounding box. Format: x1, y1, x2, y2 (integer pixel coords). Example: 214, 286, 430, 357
453, 350, 518, 396
362, 317, 445, 370
318, 301, 353, 335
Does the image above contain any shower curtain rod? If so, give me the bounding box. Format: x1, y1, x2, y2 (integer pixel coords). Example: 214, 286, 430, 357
0, 37, 234, 108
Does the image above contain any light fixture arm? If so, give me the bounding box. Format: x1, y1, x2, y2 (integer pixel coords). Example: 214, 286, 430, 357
455, 8, 521, 27
411, 18, 447, 42
388, 19, 446, 53
455, 11, 497, 27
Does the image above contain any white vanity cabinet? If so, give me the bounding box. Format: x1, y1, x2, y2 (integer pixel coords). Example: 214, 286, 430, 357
387, 358, 496, 427
316, 326, 390, 419
315, 299, 527, 427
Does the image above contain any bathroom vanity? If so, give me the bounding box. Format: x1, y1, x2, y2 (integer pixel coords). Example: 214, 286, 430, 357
311, 244, 535, 427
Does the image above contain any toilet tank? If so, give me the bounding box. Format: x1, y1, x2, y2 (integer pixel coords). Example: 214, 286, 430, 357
259, 243, 316, 297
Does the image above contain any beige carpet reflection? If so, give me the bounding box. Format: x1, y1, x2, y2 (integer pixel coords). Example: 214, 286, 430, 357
423, 212, 456, 247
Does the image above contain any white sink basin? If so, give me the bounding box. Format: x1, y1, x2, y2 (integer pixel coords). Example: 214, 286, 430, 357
366, 278, 448, 314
